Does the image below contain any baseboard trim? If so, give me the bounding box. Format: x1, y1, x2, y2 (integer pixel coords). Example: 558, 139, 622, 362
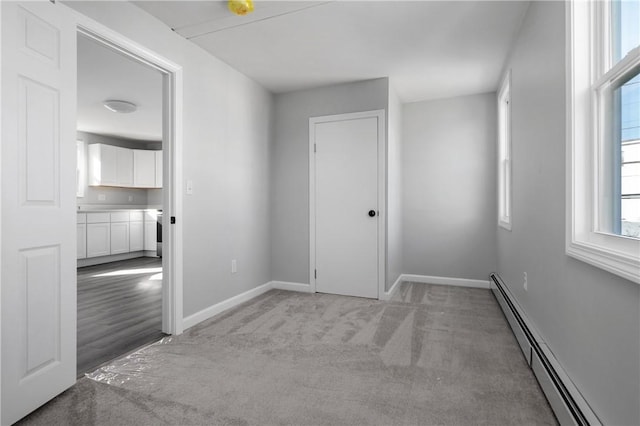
182, 282, 273, 330
382, 274, 404, 300
271, 281, 313, 293
77, 251, 150, 268
402, 274, 490, 289
490, 273, 601, 426
181, 274, 490, 331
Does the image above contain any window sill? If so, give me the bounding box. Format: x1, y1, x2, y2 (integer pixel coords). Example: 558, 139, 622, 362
566, 238, 640, 284
498, 220, 512, 231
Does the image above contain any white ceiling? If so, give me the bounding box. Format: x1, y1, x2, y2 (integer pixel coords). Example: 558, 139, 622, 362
77, 34, 163, 142
135, 0, 530, 102
79, 1, 529, 141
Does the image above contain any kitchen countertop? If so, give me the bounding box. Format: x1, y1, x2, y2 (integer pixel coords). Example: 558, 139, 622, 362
77, 205, 162, 212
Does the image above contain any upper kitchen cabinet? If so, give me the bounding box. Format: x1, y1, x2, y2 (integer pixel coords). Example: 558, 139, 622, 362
155, 151, 163, 188
133, 149, 156, 188
89, 143, 117, 186
88, 143, 161, 188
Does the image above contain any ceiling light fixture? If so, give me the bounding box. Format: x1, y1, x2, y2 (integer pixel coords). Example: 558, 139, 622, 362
103, 100, 137, 114
228, 0, 254, 16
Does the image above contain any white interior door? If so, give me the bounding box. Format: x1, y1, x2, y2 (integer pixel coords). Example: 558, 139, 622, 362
312, 114, 381, 299
1, 2, 77, 424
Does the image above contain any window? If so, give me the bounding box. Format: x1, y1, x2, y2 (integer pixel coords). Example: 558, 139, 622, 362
498, 70, 512, 231
567, 0, 640, 283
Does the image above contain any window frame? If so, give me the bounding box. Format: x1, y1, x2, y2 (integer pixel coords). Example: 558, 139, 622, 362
566, 0, 640, 284
498, 70, 512, 231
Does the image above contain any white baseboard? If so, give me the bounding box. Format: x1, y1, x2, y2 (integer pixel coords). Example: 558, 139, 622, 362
382, 274, 404, 300
182, 282, 273, 330
401, 274, 490, 289
182, 275, 490, 331
271, 281, 313, 293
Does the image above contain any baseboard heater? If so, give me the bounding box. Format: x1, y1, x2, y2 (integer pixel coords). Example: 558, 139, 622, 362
489, 273, 601, 426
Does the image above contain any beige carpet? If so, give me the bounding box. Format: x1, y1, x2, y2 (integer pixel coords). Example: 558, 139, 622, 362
18, 282, 557, 425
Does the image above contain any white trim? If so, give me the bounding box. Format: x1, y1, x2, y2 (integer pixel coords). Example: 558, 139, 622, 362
182, 282, 273, 330
71, 10, 187, 332
401, 274, 490, 289
309, 109, 387, 299
497, 69, 512, 231
381, 273, 404, 301
271, 281, 313, 293
565, 0, 640, 284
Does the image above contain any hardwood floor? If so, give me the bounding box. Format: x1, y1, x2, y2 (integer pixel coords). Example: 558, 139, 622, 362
77, 257, 165, 377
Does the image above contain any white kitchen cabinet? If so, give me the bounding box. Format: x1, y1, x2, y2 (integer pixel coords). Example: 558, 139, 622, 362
77, 213, 87, 259
86, 222, 111, 258
110, 212, 130, 255
89, 143, 135, 187
155, 151, 163, 188
144, 210, 157, 252
88, 143, 117, 186
130, 211, 144, 252
134, 149, 156, 188
115, 146, 134, 186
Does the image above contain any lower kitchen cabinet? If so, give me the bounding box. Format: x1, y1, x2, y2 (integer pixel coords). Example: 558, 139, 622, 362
130, 220, 144, 252
110, 222, 130, 255
77, 224, 87, 259
86, 222, 111, 258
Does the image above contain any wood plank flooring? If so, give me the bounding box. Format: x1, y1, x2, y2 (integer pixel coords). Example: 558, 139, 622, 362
77, 257, 165, 377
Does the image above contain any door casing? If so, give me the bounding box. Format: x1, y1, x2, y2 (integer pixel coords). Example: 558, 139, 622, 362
74, 12, 184, 336
309, 109, 386, 299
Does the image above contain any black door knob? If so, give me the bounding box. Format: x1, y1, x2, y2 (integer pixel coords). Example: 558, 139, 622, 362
368, 210, 376, 217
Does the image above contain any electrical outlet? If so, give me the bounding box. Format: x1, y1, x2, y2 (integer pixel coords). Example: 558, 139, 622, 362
523, 272, 528, 291
98, 194, 106, 201
231, 259, 237, 274
186, 180, 194, 195
128, 195, 133, 202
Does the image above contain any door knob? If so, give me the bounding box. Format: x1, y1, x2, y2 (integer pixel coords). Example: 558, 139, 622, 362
368, 210, 376, 217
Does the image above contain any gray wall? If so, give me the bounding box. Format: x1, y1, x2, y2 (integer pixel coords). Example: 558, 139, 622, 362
70, 1, 274, 319
498, 2, 639, 424
402, 93, 497, 280
271, 78, 389, 284
76, 131, 155, 207
386, 84, 403, 290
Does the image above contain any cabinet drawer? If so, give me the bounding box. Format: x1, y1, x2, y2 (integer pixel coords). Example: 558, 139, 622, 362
110, 211, 130, 223
86, 212, 110, 223
129, 211, 143, 222
77, 213, 87, 224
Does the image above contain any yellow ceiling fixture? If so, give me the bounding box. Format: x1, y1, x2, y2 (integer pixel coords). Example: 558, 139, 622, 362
228, 0, 254, 16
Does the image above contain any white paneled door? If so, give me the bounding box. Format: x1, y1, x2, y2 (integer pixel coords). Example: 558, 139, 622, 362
312, 112, 383, 299
1, 2, 77, 424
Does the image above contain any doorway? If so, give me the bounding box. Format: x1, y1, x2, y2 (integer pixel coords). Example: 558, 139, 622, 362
309, 110, 386, 299
75, 29, 179, 375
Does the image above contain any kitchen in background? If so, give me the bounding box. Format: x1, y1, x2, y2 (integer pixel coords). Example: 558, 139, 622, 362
75, 33, 166, 376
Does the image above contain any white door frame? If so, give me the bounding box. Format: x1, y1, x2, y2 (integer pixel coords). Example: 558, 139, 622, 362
73, 11, 184, 335
309, 109, 386, 299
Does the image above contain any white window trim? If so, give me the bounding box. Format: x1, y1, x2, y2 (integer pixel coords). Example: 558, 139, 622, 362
498, 69, 512, 231
566, 0, 640, 284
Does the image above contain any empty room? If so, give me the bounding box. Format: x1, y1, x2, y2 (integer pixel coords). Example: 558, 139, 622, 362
1, 1, 638, 426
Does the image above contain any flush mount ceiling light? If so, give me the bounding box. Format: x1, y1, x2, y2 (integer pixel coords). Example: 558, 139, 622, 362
228, 0, 254, 16
103, 100, 137, 114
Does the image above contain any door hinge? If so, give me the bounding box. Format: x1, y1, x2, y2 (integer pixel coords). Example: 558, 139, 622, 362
170, 216, 176, 224
314, 144, 316, 153
314, 269, 317, 279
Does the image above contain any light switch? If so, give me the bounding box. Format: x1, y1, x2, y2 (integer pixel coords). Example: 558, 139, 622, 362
186, 180, 194, 195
